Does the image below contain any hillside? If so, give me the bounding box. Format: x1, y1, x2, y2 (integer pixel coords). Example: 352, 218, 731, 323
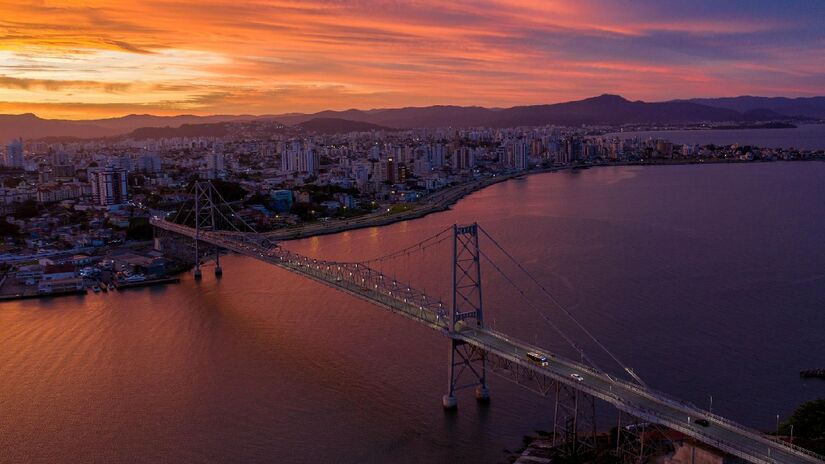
273, 95, 791, 128
296, 117, 394, 133
1, 94, 818, 141
0, 113, 266, 142
685, 96, 825, 119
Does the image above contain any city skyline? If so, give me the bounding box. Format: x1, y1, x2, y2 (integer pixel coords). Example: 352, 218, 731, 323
1, 0, 824, 119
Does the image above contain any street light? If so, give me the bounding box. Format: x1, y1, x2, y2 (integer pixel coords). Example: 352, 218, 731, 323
790, 424, 794, 443
709, 395, 713, 414
776, 414, 780, 436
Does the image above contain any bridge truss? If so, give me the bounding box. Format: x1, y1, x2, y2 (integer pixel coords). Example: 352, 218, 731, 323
150, 181, 825, 464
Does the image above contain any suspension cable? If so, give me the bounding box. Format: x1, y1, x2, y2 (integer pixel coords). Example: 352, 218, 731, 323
479, 225, 648, 387
207, 183, 258, 233
171, 182, 197, 225
356, 225, 453, 266
478, 249, 605, 373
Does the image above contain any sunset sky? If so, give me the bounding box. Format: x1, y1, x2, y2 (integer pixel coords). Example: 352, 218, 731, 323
1, 0, 824, 119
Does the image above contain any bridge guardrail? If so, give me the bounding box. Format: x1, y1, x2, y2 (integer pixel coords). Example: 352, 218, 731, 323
153, 218, 824, 464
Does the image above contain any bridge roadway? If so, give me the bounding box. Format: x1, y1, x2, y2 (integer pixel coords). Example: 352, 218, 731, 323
153, 218, 824, 464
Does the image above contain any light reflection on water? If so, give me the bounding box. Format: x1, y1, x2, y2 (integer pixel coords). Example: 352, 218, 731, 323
1, 163, 824, 463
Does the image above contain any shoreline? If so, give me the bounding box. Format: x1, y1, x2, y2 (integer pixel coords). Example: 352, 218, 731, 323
263, 168, 552, 241
264, 158, 817, 242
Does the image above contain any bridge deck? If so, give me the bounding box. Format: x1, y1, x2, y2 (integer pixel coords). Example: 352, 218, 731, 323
153, 218, 824, 464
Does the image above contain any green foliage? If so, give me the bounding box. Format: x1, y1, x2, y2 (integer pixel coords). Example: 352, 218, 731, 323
245, 193, 274, 209
289, 202, 318, 221
209, 179, 247, 202
781, 399, 825, 454
331, 205, 372, 219
389, 203, 412, 214
128, 173, 148, 187
13, 200, 42, 219
66, 210, 89, 229
126, 217, 153, 241
782, 399, 825, 438
2, 177, 22, 188
0, 217, 20, 237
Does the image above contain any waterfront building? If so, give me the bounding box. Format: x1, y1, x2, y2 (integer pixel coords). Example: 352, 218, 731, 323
505, 140, 529, 169
270, 190, 293, 213
451, 146, 476, 172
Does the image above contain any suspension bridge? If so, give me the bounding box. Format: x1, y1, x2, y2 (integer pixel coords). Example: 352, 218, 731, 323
151, 181, 823, 464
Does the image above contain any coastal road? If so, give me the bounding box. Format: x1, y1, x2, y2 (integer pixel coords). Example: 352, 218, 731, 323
459, 328, 823, 464
260, 171, 529, 240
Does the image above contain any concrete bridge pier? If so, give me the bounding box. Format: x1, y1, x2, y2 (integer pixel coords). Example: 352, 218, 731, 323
442, 394, 457, 410
214, 247, 223, 277
475, 385, 491, 403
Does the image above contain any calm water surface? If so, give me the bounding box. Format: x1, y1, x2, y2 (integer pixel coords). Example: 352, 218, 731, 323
607, 124, 825, 150
1, 163, 824, 463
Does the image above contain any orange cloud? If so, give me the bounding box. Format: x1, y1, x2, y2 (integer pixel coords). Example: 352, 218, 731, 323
0, 0, 822, 119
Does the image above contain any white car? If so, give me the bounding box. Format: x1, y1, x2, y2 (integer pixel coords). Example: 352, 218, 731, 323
570, 373, 584, 382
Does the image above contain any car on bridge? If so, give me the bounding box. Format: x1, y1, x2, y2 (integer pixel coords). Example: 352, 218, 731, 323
694, 418, 710, 427
570, 373, 584, 382
526, 351, 549, 366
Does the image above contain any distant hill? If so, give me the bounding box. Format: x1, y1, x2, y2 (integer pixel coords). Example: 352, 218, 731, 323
86, 114, 264, 132
488, 94, 746, 127
296, 117, 394, 133
121, 119, 288, 140
274, 95, 786, 128
0, 113, 267, 142
126, 122, 234, 139
1, 94, 821, 141
684, 96, 825, 119
0, 113, 118, 141
276, 106, 496, 128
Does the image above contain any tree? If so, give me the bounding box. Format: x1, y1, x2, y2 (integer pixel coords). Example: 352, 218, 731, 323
126, 217, 153, 241
3, 177, 22, 188
781, 399, 825, 454
13, 200, 42, 219
187, 179, 247, 202
0, 217, 20, 237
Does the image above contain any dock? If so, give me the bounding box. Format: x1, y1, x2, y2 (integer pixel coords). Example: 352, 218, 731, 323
0, 288, 88, 301
114, 276, 181, 290
800, 368, 825, 380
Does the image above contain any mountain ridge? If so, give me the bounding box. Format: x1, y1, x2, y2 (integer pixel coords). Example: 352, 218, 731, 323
2, 94, 822, 141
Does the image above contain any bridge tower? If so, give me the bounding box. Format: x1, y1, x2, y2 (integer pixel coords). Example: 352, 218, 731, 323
552, 381, 597, 459
443, 223, 490, 409
192, 181, 222, 279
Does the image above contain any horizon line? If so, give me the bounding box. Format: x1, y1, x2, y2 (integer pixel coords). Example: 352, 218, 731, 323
4, 93, 825, 122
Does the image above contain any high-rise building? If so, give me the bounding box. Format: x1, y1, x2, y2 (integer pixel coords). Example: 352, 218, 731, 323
280, 140, 319, 176
565, 138, 583, 162
413, 158, 431, 177
430, 144, 446, 168
88, 166, 128, 206
451, 147, 476, 172
206, 150, 225, 179
505, 140, 529, 169
352, 162, 371, 188
50, 150, 70, 166
109, 156, 133, 172
300, 147, 319, 176
139, 153, 162, 173
4, 138, 24, 169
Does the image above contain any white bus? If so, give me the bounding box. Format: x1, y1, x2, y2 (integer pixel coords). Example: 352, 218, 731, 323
526, 351, 549, 366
